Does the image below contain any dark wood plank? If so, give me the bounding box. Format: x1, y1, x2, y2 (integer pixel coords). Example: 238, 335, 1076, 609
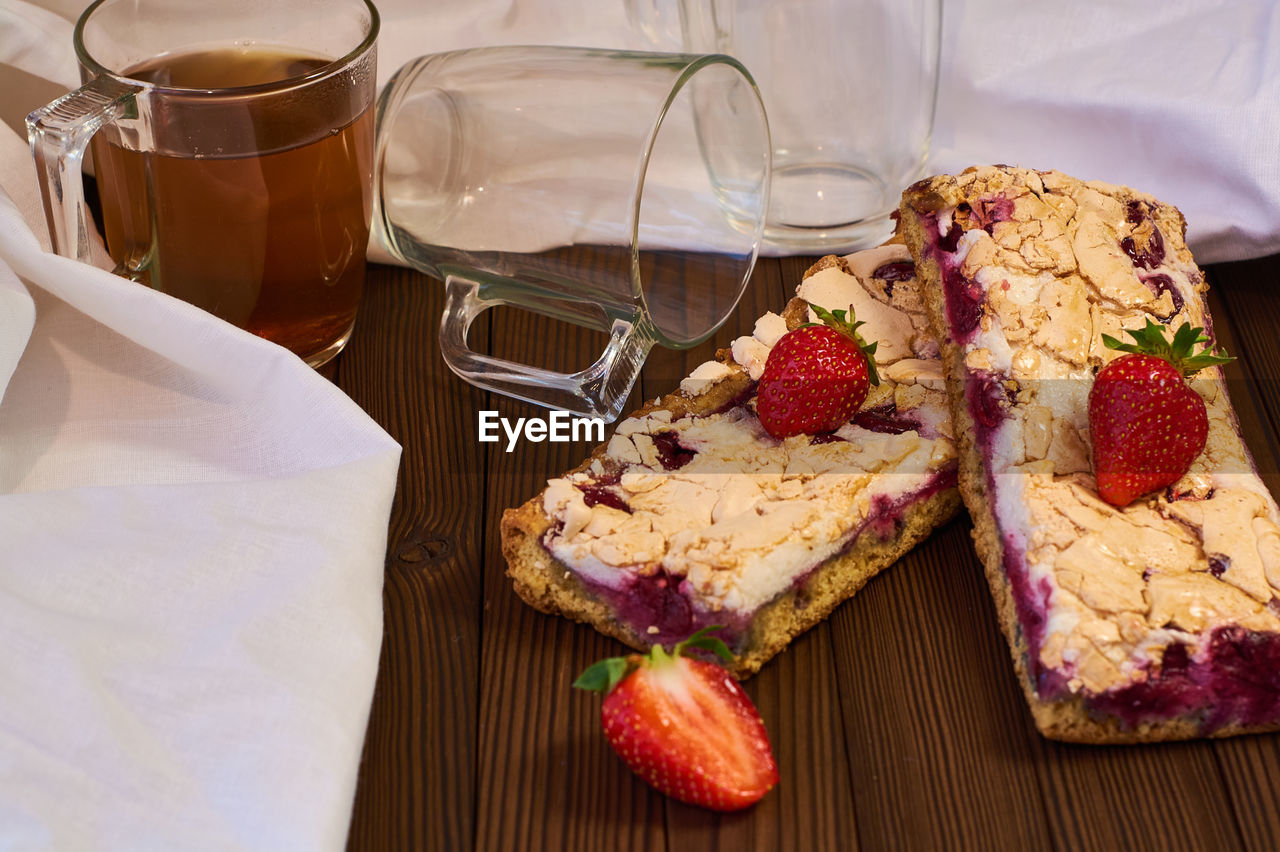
1206, 259, 1280, 500
1214, 735, 1280, 852
1202, 263, 1280, 852
473, 285, 663, 852
1033, 739, 1242, 852
831, 520, 1054, 851
340, 264, 489, 852
341, 253, 1280, 852
473, 569, 667, 852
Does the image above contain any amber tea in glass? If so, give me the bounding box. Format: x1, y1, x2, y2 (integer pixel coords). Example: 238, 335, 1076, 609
29, 0, 379, 367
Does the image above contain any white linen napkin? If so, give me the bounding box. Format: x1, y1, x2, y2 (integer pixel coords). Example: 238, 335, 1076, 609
0, 108, 401, 849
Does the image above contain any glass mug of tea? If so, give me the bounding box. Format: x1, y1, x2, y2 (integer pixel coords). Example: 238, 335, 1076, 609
27, 0, 379, 367
374, 46, 771, 420
628, 0, 942, 254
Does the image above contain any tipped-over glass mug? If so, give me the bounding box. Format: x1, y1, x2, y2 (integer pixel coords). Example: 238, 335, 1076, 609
28, 0, 378, 367
374, 45, 771, 420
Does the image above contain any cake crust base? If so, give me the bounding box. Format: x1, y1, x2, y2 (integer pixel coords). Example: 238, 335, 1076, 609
502, 472, 960, 680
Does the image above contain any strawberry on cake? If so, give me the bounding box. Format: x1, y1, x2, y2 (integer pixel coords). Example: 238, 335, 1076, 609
900, 165, 1280, 742
501, 246, 962, 678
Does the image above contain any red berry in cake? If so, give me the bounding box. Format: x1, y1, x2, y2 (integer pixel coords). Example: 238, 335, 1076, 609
573, 626, 778, 812
1088, 319, 1234, 507
756, 303, 880, 438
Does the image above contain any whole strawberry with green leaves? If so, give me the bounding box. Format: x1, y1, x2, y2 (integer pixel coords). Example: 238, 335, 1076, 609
1088, 319, 1234, 507
573, 626, 778, 812
756, 303, 880, 438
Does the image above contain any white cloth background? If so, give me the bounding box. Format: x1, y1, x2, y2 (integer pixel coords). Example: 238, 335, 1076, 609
931, 0, 1280, 265
9, 0, 1275, 264
0, 0, 1276, 848
376, 0, 1276, 265
369, 0, 1280, 264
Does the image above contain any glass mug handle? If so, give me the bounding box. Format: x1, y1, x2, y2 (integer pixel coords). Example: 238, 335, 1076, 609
438, 274, 656, 422
27, 76, 143, 264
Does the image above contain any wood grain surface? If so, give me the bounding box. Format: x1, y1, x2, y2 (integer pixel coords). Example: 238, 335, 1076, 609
338, 252, 1280, 852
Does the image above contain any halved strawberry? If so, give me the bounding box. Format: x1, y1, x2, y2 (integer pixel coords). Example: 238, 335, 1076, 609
1088, 319, 1234, 507
573, 627, 778, 811
756, 303, 880, 439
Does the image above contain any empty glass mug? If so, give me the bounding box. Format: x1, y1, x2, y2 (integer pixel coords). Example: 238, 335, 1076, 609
374, 46, 771, 420
28, 0, 378, 367
629, 0, 942, 253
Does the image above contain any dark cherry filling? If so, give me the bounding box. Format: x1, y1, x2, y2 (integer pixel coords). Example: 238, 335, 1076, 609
626, 571, 694, 636
1208, 555, 1229, 579
873, 261, 916, 281
926, 210, 1063, 705
809, 432, 846, 445
1166, 484, 1214, 502
999, 534, 1056, 688
1086, 628, 1280, 731
938, 218, 963, 253
1140, 273, 1184, 319
1120, 201, 1167, 270
947, 283, 984, 338
707, 384, 757, 417
967, 371, 1014, 430
651, 430, 696, 470
998, 496, 1280, 731
573, 568, 738, 651
1120, 229, 1165, 269
872, 261, 916, 296
853, 402, 921, 435
926, 216, 985, 340
594, 571, 736, 650
580, 484, 630, 513
577, 467, 629, 512
551, 467, 959, 655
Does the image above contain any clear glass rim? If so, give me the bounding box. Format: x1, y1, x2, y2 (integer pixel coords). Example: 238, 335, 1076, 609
72, 0, 380, 96
631, 51, 771, 347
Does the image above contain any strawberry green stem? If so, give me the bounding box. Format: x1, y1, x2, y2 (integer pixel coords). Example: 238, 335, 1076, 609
1102, 319, 1234, 377
807, 303, 881, 386
573, 625, 733, 695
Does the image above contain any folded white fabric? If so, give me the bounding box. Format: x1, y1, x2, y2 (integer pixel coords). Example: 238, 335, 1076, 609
0, 114, 401, 850
932, 0, 1280, 265
0, 0, 76, 88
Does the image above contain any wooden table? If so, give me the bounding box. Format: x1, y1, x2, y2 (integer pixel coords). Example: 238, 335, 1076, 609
336, 251, 1280, 851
